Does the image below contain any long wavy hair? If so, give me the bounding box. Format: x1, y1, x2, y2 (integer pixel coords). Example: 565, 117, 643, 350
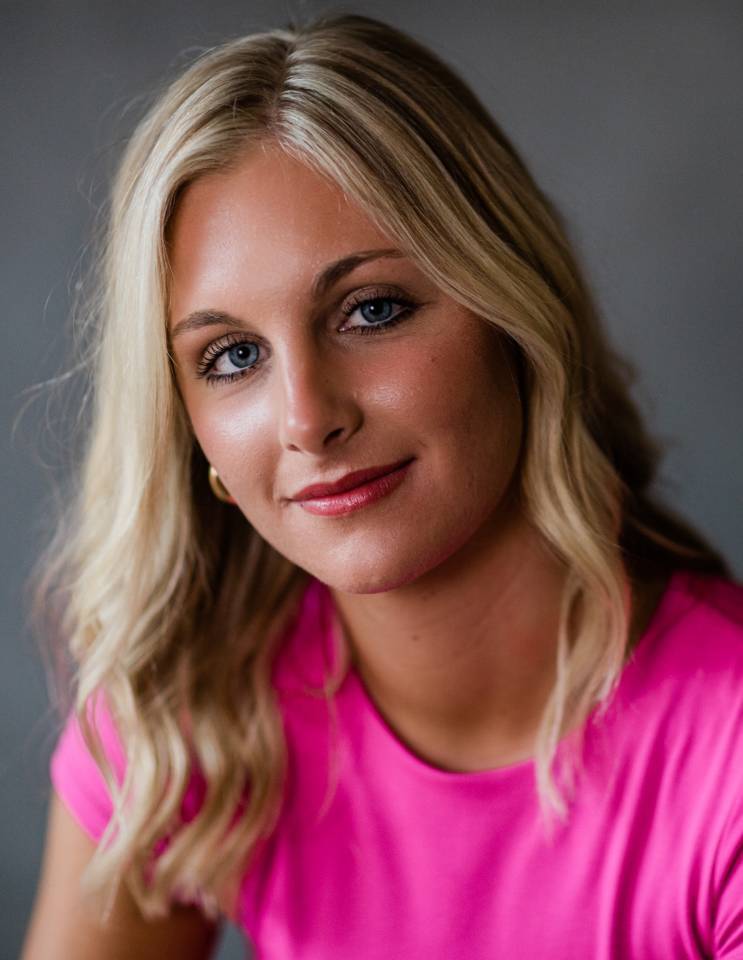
32, 12, 728, 918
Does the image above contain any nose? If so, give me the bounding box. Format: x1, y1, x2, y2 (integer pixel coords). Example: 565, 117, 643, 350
274, 342, 361, 454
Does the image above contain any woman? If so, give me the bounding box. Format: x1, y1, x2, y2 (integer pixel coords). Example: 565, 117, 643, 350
22, 12, 743, 959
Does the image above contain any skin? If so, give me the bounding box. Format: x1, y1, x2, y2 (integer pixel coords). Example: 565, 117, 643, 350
167, 142, 664, 771
21, 794, 219, 958
23, 142, 667, 956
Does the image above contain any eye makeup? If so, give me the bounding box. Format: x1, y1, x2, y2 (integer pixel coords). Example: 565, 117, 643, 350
192, 285, 421, 387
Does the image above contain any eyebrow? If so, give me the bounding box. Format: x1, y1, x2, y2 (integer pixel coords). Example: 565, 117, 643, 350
169, 247, 405, 341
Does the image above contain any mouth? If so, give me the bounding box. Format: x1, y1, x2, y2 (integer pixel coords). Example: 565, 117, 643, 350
292, 458, 415, 517
291, 457, 415, 501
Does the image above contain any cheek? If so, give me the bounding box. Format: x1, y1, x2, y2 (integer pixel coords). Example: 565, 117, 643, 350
417, 329, 522, 460
188, 395, 275, 496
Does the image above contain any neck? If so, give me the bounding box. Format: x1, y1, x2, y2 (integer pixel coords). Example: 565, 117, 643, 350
330, 498, 569, 770
329, 502, 668, 773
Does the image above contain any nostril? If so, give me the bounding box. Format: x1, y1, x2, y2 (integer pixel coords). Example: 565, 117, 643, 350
324, 426, 346, 445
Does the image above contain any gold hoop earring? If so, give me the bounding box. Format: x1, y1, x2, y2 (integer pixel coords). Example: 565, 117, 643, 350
208, 465, 237, 504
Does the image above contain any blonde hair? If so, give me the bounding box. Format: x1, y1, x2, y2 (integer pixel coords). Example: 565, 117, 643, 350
33, 12, 728, 918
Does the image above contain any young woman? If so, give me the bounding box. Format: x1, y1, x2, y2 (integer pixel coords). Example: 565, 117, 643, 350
22, 13, 743, 960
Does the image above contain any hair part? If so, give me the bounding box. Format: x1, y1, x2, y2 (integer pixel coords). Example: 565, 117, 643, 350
32, 11, 728, 917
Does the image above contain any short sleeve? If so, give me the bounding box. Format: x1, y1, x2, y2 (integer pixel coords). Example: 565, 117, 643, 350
50, 696, 218, 914
50, 694, 127, 842
713, 796, 743, 957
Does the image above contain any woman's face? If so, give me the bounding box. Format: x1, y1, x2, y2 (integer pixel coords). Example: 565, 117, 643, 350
168, 144, 524, 594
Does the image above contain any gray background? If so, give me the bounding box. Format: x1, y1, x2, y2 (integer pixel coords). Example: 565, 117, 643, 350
3, 1, 742, 957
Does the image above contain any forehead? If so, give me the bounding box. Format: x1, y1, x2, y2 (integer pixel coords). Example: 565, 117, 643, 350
167, 146, 395, 324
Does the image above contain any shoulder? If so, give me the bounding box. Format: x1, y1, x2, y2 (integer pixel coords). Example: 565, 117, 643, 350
682, 570, 743, 636
602, 571, 743, 824
634, 569, 743, 694
598, 569, 743, 799
50, 691, 207, 843
614, 570, 743, 784
50, 692, 126, 842
665, 574, 743, 955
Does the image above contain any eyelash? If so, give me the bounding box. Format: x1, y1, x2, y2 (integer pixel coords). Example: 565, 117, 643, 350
195, 289, 419, 386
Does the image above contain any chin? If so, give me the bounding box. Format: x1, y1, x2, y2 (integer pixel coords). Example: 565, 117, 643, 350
300, 544, 452, 597
306, 566, 413, 596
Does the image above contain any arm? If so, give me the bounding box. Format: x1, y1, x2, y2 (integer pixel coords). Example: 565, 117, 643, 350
21, 791, 220, 960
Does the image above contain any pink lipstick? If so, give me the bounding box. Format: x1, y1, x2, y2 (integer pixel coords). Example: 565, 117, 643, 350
293, 458, 414, 517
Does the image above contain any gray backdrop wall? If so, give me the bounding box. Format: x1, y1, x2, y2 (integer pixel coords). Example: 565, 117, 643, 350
3, 2, 742, 957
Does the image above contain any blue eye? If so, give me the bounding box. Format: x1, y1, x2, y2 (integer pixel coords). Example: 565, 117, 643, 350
358, 299, 395, 323
197, 290, 418, 386
223, 343, 258, 370
342, 294, 417, 334
197, 338, 261, 385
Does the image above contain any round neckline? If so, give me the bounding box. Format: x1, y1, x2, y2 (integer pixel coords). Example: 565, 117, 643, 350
324, 569, 690, 784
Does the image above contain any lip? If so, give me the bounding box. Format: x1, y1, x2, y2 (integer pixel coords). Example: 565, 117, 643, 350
291, 458, 415, 501
292, 458, 415, 517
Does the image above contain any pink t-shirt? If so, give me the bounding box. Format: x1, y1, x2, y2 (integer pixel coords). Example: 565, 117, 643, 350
51, 569, 743, 958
